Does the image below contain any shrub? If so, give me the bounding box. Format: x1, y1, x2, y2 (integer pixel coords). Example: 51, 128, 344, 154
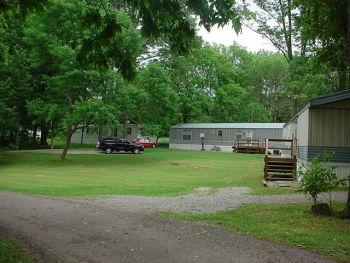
297, 155, 344, 211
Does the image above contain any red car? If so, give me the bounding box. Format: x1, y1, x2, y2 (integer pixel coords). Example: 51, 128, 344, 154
133, 139, 157, 148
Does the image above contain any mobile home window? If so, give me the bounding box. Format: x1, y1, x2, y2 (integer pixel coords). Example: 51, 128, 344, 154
218, 130, 223, 136
236, 130, 242, 140
246, 130, 253, 140
182, 129, 192, 140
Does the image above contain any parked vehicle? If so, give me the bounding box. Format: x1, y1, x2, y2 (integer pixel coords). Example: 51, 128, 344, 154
96, 137, 144, 154
133, 138, 157, 148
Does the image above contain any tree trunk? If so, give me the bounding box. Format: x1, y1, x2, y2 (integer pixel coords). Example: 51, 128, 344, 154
286, 0, 293, 62
60, 126, 74, 161
15, 129, 20, 150
291, 89, 297, 116
347, 0, 350, 90
342, 176, 350, 219
338, 70, 346, 91
80, 126, 84, 145
15, 108, 20, 150
32, 125, 38, 144
40, 123, 49, 145
9, 131, 14, 144
0, 133, 5, 146
123, 116, 128, 139
50, 121, 55, 149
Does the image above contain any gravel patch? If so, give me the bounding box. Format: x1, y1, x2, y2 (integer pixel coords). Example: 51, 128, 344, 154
68, 187, 348, 214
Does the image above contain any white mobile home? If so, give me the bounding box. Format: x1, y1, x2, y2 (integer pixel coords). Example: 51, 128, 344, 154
71, 123, 141, 145
283, 90, 350, 179
169, 123, 284, 152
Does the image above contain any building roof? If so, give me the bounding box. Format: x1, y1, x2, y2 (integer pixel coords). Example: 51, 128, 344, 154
172, 123, 285, 129
284, 89, 350, 127
301, 89, 350, 112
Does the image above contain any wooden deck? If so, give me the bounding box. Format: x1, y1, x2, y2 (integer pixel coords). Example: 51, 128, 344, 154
263, 139, 297, 182
233, 140, 265, 154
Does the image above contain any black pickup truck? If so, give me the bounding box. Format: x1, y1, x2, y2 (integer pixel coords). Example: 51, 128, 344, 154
96, 137, 144, 154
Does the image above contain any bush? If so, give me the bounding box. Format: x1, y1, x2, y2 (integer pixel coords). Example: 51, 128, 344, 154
297, 155, 344, 212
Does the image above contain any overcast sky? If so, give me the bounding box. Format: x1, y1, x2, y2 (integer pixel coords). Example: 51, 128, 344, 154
197, 24, 277, 52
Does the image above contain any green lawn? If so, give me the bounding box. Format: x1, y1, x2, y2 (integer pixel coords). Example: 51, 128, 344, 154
0, 148, 294, 196
161, 202, 350, 262
0, 238, 32, 263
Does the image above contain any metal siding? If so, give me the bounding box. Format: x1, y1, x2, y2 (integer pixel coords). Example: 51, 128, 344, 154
169, 127, 283, 147
297, 108, 309, 146
309, 108, 350, 147
283, 121, 297, 139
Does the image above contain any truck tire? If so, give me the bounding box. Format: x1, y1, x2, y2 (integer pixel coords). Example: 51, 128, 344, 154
105, 148, 113, 154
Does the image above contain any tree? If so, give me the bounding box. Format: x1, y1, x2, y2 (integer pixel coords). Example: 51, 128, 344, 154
24, 0, 141, 160
295, 0, 349, 90
0, 13, 32, 148
167, 44, 248, 123
245, 0, 303, 115
287, 57, 338, 109
78, 0, 243, 76
137, 62, 180, 136
0, 0, 47, 14
343, 176, 350, 219
297, 155, 345, 215
246, 0, 297, 63
0, 0, 48, 62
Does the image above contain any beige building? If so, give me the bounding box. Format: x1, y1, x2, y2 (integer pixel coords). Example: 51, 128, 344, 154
283, 90, 350, 179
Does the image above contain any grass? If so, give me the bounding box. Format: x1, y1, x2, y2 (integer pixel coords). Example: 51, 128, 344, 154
0, 238, 32, 263
161, 202, 350, 262
0, 148, 295, 196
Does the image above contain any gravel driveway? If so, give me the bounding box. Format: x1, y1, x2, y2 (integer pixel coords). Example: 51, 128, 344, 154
2, 150, 348, 262
0, 191, 339, 263
65, 187, 347, 214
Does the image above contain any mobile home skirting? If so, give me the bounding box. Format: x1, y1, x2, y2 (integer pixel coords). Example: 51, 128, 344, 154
297, 146, 350, 163
297, 159, 350, 180
169, 143, 234, 152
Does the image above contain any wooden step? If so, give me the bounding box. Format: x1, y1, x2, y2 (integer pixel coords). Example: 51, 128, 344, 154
267, 164, 294, 168
265, 177, 295, 181
267, 169, 294, 172
266, 159, 294, 163
267, 163, 294, 166
266, 171, 294, 176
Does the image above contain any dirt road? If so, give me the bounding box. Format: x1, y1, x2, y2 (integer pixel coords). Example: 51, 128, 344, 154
0, 191, 337, 263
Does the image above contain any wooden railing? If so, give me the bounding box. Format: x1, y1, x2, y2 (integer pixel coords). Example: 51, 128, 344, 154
233, 140, 265, 153
264, 138, 297, 181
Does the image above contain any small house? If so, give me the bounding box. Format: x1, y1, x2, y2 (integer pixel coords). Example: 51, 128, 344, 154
283, 90, 350, 179
169, 123, 284, 152
71, 123, 141, 145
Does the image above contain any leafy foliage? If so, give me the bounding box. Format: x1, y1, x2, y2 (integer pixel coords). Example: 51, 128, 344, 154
297, 155, 344, 208
295, 0, 349, 90
246, 0, 297, 63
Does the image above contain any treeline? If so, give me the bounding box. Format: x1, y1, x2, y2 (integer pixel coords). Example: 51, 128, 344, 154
0, 0, 346, 159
